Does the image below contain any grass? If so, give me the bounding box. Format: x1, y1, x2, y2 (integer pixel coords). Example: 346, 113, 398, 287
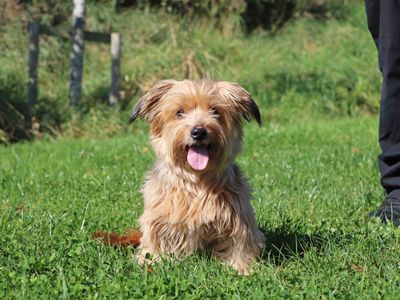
1, 116, 400, 298
1, 1, 399, 298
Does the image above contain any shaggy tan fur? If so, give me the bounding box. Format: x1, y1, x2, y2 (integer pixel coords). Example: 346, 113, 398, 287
129, 80, 265, 274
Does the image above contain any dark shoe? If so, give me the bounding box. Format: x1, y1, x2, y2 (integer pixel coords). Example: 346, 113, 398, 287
369, 190, 400, 227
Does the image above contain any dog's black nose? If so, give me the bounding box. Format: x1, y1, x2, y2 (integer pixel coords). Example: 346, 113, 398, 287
191, 127, 207, 141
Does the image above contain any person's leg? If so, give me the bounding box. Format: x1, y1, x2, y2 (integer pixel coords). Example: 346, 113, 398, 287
366, 0, 400, 226
365, 0, 379, 48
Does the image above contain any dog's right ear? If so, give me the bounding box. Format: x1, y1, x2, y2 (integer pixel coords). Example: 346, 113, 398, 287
128, 80, 176, 124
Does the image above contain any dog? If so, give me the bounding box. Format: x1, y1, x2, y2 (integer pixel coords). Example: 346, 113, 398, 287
128, 79, 265, 274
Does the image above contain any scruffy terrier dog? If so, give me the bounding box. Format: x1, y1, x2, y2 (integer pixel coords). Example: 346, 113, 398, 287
129, 80, 265, 274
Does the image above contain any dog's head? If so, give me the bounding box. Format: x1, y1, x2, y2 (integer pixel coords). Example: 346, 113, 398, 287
129, 80, 261, 174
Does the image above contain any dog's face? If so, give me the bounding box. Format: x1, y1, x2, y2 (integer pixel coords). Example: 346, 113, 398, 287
129, 80, 261, 174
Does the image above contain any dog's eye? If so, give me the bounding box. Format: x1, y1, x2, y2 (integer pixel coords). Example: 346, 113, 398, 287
211, 107, 220, 116
176, 109, 184, 117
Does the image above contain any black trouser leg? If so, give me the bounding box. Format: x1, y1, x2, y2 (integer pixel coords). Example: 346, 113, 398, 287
365, 0, 400, 194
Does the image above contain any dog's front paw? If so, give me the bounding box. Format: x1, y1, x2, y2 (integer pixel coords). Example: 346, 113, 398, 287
228, 259, 254, 276
134, 248, 161, 266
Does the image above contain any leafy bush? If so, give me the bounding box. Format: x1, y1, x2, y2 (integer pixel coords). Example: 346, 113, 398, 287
296, 0, 360, 19
114, 0, 361, 31
0, 72, 30, 143
241, 0, 296, 32
15, 0, 73, 25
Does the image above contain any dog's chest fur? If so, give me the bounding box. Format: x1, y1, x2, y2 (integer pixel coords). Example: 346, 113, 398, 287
140, 161, 251, 254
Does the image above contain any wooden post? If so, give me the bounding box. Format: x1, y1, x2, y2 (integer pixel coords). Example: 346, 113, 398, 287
28, 21, 39, 109
109, 33, 121, 106
69, 0, 86, 106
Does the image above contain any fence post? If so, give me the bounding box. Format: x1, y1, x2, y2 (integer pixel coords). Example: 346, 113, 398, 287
69, 0, 86, 106
109, 33, 121, 106
28, 21, 39, 109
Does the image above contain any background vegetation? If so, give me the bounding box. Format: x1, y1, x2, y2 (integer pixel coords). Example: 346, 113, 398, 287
1, 0, 379, 143
2, 1, 399, 299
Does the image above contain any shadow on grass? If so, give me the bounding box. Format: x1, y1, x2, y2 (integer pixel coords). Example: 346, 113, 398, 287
0, 74, 31, 143
82, 83, 137, 112
0, 72, 66, 143
259, 219, 350, 265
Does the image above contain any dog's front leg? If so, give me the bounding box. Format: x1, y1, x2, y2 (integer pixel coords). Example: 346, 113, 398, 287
212, 241, 252, 275
135, 221, 161, 266
212, 229, 264, 275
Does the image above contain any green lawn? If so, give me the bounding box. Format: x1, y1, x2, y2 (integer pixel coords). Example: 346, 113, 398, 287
1, 1, 399, 298
1, 116, 399, 299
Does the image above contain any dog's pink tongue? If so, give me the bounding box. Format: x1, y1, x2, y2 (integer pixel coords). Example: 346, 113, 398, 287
187, 145, 209, 170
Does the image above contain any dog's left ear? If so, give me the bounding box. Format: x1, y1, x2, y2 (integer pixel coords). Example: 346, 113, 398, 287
128, 80, 176, 124
216, 81, 261, 126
